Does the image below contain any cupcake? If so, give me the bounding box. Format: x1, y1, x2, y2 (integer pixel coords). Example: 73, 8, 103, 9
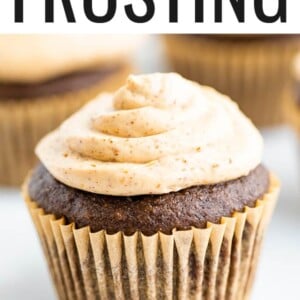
0, 34, 142, 186
24, 73, 280, 299
163, 35, 300, 127
285, 53, 300, 136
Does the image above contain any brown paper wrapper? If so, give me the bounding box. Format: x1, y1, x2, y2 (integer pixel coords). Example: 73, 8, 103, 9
284, 95, 300, 138
163, 35, 300, 127
24, 175, 279, 300
0, 65, 131, 186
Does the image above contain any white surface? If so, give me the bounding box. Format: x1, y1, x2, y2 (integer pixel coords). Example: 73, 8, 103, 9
0, 37, 300, 299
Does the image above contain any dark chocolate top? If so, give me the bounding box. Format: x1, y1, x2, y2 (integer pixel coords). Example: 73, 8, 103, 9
0, 65, 121, 99
28, 164, 269, 235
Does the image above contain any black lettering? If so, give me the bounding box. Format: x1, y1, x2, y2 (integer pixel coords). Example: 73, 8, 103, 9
255, 0, 286, 23
230, 0, 244, 22
169, 0, 178, 23
215, 0, 245, 22
195, 0, 204, 22
45, 0, 54, 21
215, 0, 222, 22
125, 0, 155, 23
45, 0, 76, 22
15, 0, 23, 22
84, 0, 116, 23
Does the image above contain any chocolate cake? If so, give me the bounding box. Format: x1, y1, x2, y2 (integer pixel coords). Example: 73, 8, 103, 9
28, 163, 269, 236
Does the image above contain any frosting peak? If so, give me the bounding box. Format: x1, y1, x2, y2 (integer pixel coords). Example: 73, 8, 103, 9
114, 73, 196, 110
36, 73, 263, 196
93, 73, 204, 139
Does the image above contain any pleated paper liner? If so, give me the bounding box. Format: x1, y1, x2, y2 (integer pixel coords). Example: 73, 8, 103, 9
0, 64, 131, 186
23, 174, 279, 300
163, 35, 300, 127
284, 97, 300, 138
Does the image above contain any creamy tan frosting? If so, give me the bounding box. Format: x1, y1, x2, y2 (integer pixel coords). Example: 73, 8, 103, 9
36, 73, 263, 196
0, 35, 144, 83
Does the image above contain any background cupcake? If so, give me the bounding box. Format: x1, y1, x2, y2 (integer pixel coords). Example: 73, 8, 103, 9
24, 73, 279, 299
163, 35, 300, 127
0, 34, 143, 186
285, 53, 300, 137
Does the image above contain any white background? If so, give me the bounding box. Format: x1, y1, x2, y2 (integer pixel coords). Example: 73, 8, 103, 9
0, 0, 299, 33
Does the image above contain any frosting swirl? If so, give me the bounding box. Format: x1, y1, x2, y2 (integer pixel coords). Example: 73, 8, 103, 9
36, 73, 263, 196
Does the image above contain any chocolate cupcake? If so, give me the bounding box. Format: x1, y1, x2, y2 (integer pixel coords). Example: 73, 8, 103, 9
24, 73, 280, 299
0, 34, 142, 185
163, 35, 300, 127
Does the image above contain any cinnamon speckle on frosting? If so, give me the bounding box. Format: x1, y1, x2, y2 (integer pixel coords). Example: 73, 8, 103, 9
36, 73, 263, 196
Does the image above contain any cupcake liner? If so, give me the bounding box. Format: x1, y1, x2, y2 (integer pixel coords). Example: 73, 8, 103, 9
0, 65, 131, 186
24, 175, 279, 300
284, 96, 300, 138
163, 36, 300, 127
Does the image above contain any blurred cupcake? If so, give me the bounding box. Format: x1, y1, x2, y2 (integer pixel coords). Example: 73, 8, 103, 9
285, 53, 300, 136
163, 35, 300, 127
0, 34, 143, 186
24, 73, 279, 300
